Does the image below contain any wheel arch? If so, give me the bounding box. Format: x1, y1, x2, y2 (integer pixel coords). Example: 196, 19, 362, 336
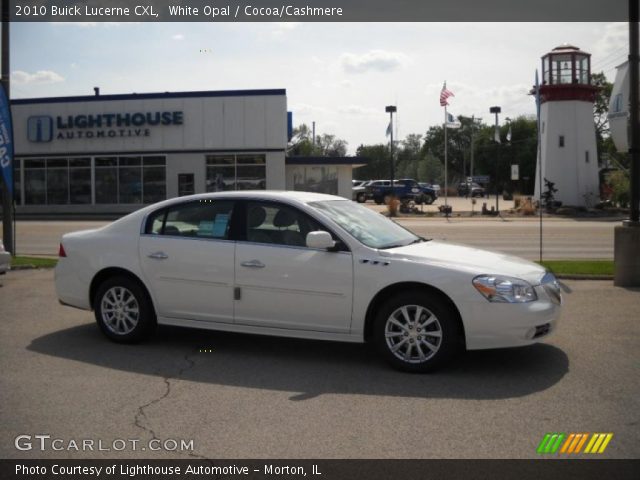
89, 267, 155, 313
363, 282, 466, 347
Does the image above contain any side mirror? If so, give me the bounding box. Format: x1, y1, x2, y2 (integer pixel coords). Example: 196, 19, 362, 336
306, 231, 336, 250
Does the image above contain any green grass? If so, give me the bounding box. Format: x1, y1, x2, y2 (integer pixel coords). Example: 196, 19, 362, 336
537, 260, 614, 276
6, 256, 614, 275
11, 256, 58, 269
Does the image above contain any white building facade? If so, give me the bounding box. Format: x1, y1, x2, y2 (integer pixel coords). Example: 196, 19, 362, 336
11, 89, 289, 215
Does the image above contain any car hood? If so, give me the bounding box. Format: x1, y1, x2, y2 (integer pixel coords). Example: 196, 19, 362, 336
380, 240, 546, 285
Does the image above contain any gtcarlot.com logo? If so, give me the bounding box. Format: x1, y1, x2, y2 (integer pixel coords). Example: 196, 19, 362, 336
537, 432, 613, 455
14, 434, 194, 452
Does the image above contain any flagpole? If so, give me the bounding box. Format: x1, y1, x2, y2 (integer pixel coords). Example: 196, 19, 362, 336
535, 70, 543, 264
444, 104, 448, 215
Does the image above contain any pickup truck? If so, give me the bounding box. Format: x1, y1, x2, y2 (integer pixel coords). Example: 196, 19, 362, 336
368, 179, 437, 205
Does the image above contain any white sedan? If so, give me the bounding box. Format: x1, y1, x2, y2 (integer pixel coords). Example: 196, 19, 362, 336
55, 191, 561, 372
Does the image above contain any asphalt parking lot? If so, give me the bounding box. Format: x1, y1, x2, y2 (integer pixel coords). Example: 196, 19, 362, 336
0, 269, 638, 459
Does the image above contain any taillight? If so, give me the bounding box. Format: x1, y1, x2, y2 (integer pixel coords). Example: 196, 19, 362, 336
58, 243, 67, 257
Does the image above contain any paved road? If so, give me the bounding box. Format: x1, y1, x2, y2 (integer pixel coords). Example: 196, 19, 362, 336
1, 214, 617, 260
0, 270, 638, 459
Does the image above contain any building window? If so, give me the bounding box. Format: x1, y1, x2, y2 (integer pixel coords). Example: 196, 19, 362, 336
585, 151, 590, 163
70, 158, 92, 204
559, 136, 565, 148
15, 160, 21, 206
206, 154, 266, 192
24, 159, 46, 205
24, 157, 92, 205
288, 165, 338, 195
96, 155, 166, 204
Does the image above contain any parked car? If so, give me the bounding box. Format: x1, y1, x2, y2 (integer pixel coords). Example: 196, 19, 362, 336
55, 191, 562, 372
457, 182, 485, 197
352, 180, 367, 203
420, 182, 441, 195
0, 241, 9, 274
368, 179, 435, 205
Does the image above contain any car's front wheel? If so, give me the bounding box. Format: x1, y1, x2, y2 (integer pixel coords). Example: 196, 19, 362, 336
356, 192, 367, 203
94, 276, 156, 343
373, 291, 462, 372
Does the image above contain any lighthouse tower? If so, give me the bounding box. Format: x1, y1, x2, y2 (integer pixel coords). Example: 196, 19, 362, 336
534, 45, 600, 207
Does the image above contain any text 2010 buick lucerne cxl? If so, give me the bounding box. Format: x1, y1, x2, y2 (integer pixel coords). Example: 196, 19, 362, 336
55, 191, 561, 372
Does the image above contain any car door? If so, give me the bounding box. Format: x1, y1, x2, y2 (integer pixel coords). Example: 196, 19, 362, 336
234, 200, 354, 333
139, 199, 236, 323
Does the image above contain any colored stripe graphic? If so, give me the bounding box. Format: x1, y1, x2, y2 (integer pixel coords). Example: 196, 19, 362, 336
541, 433, 613, 455
537, 433, 566, 454
585, 433, 614, 454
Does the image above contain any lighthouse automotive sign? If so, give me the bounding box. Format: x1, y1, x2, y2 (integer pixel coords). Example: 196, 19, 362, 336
27, 110, 184, 142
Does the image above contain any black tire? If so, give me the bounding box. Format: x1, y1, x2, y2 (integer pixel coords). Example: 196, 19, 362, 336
423, 194, 435, 205
94, 275, 156, 343
374, 197, 384, 205
373, 290, 462, 372
356, 193, 367, 203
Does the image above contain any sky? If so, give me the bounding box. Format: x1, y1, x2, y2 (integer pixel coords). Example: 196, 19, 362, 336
11, 22, 629, 154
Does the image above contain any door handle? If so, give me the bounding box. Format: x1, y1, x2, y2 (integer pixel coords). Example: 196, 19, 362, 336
147, 251, 168, 260
241, 260, 265, 268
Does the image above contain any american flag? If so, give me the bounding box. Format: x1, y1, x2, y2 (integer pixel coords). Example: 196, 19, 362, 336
440, 82, 454, 106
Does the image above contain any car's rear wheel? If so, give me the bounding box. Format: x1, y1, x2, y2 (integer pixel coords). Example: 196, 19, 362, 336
94, 276, 156, 343
373, 291, 462, 372
423, 194, 435, 205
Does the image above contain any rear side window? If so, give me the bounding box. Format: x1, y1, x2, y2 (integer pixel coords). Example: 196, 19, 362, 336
245, 201, 324, 247
145, 200, 234, 239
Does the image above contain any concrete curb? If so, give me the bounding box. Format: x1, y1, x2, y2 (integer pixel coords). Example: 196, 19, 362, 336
555, 274, 613, 280
9, 264, 56, 271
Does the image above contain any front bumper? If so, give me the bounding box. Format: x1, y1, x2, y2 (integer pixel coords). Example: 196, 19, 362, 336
0, 251, 10, 274
460, 284, 562, 350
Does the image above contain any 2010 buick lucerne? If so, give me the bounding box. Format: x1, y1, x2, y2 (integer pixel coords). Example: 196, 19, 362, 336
55, 191, 561, 372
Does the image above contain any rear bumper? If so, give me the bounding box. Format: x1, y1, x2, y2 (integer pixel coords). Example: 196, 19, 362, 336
0, 251, 10, 274
54, 259, 92, 310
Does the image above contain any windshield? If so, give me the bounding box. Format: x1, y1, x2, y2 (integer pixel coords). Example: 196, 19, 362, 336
308, 200, 420, 249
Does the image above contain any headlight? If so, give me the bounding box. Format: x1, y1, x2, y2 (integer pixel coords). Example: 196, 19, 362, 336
472, 275, 537, 303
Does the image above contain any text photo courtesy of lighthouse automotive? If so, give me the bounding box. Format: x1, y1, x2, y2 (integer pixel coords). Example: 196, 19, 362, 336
1, 16, 639, 468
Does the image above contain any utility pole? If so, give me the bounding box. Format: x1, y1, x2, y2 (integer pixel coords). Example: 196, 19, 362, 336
614, 0, 640, 286
490, 106, 502, 213
470, 115, 481, 182
1, 0, 13, 255
312, 121, 316, 147
385, 105, 397, 191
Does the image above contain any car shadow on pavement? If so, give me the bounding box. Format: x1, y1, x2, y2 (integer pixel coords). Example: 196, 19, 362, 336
28, 323, 568, 401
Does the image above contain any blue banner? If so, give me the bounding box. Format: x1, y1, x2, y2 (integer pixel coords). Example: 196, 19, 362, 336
0, 83, 13, 196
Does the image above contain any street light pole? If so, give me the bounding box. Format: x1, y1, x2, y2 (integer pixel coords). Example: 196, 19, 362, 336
385, 105, 397, 191
490, 106, 501, 213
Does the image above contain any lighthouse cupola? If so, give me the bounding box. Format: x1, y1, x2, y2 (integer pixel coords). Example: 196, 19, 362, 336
540, 44, 598, 102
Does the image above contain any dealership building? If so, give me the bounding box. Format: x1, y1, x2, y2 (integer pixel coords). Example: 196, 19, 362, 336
10, 89, 362, 215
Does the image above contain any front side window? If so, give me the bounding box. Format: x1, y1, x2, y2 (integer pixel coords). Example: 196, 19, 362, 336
245, 201, 323, 247
309, 200, 419, 249
146, 200, 234, 240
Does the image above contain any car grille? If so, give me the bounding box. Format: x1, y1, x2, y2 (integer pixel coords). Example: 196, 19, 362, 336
533, 323, 552, 338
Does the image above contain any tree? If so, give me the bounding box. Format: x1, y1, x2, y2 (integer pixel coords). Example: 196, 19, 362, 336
592, 72, 613, 141
287, 124, 348, 157
354, 144, 391, 179
317, 133, 348, 157
396, 134, 422, 179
